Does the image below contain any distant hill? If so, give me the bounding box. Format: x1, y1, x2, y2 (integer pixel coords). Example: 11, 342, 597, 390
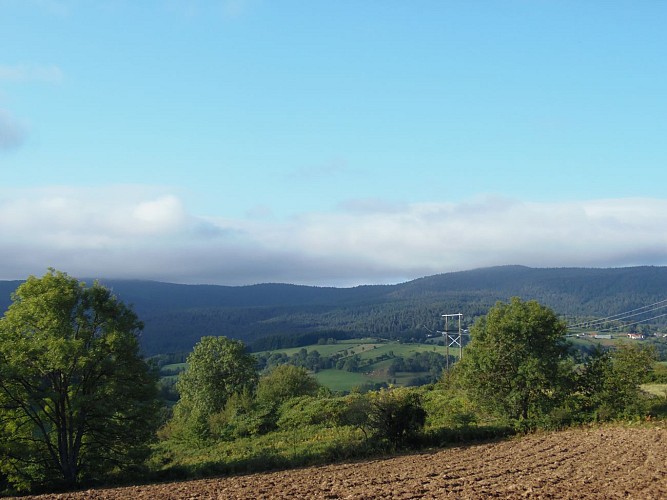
1, 266, 666, 355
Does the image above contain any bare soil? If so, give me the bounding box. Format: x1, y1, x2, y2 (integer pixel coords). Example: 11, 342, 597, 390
22, 424, 667, 499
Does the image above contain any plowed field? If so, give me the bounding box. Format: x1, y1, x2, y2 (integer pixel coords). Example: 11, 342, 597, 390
22, 424, 667, 499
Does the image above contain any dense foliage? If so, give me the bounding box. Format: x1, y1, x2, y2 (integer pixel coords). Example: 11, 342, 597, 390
256, 365, 321, 407
365, 388, 426, 446
172, 336, 258, 440
153, 334, 664, 481
157, 300, 663, 480
0, 270, 161, 492
576, 344, 657, 420
452, 298, 571, 420
254, 343, 452, 382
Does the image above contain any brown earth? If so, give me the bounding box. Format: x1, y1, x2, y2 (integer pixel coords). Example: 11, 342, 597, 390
21, 424, 667, 499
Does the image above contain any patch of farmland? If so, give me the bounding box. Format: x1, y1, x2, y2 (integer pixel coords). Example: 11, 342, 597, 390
26, 423, 667, 499
313, 368, 373, 392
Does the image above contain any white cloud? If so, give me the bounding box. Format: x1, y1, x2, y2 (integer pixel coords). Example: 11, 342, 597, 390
0, 187, 199, 249
132, 195, 188, 232
0, 187, 666, 286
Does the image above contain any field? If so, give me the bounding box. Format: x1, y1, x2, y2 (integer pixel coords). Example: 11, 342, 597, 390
160, 339, 461, 393
642, 383, 667, 397
313, 366, 441, 392
254, 339, 458, 360
25, 423, 667, 499
313, 368, 370, 391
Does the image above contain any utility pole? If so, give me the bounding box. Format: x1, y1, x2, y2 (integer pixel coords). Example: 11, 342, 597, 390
441, 313, 464, 371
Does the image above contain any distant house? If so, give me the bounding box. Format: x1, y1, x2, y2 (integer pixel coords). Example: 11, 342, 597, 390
593, 334, 612, 340
627, 333, 645, 340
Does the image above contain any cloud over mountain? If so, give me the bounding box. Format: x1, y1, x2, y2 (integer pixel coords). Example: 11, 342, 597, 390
1, 186, 665, 286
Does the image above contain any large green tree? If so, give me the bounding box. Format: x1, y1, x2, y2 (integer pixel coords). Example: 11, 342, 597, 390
0, 270, 161, 492
452, 297, 571, 421
173, 336, 257, 439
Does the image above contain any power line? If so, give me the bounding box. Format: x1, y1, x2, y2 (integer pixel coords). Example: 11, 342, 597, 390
568, 298, 667, 330
568, 298, 667, 328
595, 312, 667, 333
572, 303, 667, 329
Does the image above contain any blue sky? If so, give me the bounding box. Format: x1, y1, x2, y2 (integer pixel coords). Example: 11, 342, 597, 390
1, 0, 666, 286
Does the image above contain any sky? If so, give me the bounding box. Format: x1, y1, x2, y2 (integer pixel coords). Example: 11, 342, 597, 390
1, 0, 666, 287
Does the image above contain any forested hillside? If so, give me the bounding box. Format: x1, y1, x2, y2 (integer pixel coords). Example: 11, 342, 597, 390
1, 266, 666, 354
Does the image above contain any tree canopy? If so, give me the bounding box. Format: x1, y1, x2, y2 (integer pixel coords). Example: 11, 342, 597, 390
452, 297, 571, 421
256, 364, 320, 407
174, 336, 257, 440
0, 270, 160, 492
577, 343, 656, 419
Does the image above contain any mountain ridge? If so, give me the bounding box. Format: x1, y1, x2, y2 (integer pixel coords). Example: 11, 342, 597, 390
1, 266, 665, 354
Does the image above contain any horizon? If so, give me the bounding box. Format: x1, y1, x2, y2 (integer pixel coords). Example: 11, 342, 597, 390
1, 263, 664, 289
2, 1, 666, 287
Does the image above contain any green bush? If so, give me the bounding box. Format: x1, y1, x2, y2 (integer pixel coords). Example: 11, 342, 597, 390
648, 362, 667, 383
338, 393, 373, 439
277, 396, 347, 430
208, 390, 276, 440
366, 388, 426, 447
576, 344, 657, 421
422, 389, 478, 429
256, 365, 320, 408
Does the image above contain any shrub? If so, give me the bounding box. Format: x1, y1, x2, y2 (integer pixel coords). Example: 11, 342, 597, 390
422, 389, 478, 429
366, 388, 426, 447
577, 344, 657, 421
277, 396, 347, 430
208, 389, 275, 440
256, 365, 320, 407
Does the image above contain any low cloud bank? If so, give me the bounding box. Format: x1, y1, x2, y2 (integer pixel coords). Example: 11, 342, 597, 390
1, 187, 665, 286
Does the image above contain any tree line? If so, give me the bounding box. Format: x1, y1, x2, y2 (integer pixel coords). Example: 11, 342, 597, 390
254, 346, 452, 377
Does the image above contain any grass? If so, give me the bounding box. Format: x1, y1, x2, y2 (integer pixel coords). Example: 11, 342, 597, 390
254, 339, 456, 360
253, 340, 384, 358
313, 367, 437, 392
354, 342, 459, 361
314, 369, 374, 392
150, 424, 374, 480
258, 339, 460, 362
569, 336, 618, 348
255, 344, 350, 357
642, 383, 667, 397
